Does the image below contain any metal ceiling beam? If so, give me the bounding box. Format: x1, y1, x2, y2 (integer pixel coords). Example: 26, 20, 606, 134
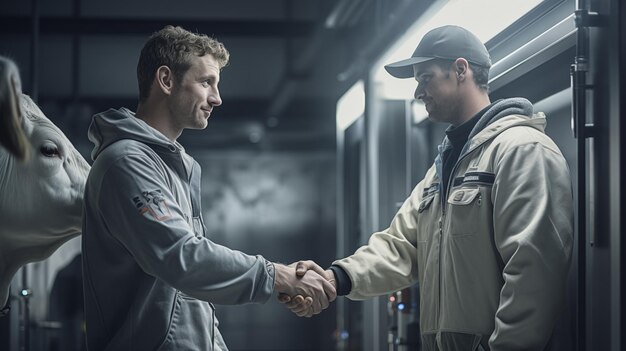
0, 16, 316, 37
266, 0, 431, 119
266, 0, 368, 118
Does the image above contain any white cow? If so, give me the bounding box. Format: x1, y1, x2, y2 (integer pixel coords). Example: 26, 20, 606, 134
0, 56, 90, 308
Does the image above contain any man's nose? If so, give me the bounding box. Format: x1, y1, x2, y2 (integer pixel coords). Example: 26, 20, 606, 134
209, 90, 222, 107
414, 85, 425, 100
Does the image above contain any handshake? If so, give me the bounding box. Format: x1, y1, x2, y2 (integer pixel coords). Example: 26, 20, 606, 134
273, 260, 336, 318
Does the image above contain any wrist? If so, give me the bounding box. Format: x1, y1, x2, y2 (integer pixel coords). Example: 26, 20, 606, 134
273, 263, 288, 292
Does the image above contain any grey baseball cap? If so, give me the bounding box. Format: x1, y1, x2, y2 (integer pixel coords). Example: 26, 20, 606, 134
384, 25, 491, 79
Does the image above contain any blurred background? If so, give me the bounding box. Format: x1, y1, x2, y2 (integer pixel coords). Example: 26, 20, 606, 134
0, 0, 624, 350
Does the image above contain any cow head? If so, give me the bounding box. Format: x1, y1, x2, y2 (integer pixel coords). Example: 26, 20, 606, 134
0, 57, 90, 306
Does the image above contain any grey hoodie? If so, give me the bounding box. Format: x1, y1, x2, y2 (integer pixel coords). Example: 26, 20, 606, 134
82, 108, 275, 351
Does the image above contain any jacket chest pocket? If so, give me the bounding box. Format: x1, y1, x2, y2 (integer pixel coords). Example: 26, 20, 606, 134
446, 187, 485, 237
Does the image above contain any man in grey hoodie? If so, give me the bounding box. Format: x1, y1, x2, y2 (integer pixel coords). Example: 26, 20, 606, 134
282, 26, 574, 351
82, 25, 335, 351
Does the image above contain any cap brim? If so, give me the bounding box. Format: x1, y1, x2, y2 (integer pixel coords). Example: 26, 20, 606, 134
384, 56, 436, 78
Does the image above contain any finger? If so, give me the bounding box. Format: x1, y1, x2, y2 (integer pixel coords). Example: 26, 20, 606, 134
311, 298, 323, 316
314, 293, 329, 313
286, 295, 311, 310
285, 300, 298, 309
297, 295, 313, 306
277, 293, 291, 303
296, 308, 309, 317
320, 294, 329, 310
299, 307, 315, 318
285, 299, 300, 309
291, 303, 311, 315
296, 297, 312, 309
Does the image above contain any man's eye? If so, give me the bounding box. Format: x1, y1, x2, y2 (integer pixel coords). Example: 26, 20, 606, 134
201, 81, 210, 87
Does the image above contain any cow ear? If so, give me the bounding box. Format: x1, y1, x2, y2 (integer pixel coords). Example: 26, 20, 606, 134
0, 75, 30, 161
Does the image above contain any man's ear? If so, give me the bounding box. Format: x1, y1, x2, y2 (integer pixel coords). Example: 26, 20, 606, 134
155, 65, 175, 96
453, 58, 469, 80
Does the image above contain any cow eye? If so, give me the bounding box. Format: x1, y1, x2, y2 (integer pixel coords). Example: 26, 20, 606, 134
40, 143, 60, 157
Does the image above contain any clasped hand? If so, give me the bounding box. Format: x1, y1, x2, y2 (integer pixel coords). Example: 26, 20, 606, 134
274, 260, 336, 318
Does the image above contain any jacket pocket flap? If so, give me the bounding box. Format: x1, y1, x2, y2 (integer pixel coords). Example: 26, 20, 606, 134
447, 187, 480, 205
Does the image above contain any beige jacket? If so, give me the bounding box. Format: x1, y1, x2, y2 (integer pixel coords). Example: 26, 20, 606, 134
334, 100, 573, 351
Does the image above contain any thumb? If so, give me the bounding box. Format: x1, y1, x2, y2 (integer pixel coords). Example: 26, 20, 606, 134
297, 260, 327, 278
295, 261, 307, 277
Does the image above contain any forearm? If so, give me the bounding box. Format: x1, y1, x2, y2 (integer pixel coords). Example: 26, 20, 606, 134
157, 238, 275, 304
333, 230, 418, 300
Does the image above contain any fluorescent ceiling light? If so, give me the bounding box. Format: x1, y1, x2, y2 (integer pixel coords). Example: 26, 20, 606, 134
374, 0, 544, 100
336, 80, 365, 131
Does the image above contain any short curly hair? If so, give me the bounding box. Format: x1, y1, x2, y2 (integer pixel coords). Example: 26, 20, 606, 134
137, 25, 230, 102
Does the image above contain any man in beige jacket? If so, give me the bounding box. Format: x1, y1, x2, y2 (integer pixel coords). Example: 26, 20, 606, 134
282, 25, 573, 351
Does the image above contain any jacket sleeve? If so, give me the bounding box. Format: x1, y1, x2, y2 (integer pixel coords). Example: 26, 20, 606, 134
97, 154, 275, 305
490, 142, 573, 350
332, 182, 422, 300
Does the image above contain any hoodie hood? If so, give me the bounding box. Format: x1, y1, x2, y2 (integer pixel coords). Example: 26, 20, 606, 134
434, 97, 544, 183
88, 108, 183, 161
468, 97, 537, 140
438, 97, 540, 156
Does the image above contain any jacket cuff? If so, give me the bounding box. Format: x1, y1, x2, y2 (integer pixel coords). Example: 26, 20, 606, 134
265, 259, 276, 291
329, 265, 352, 296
